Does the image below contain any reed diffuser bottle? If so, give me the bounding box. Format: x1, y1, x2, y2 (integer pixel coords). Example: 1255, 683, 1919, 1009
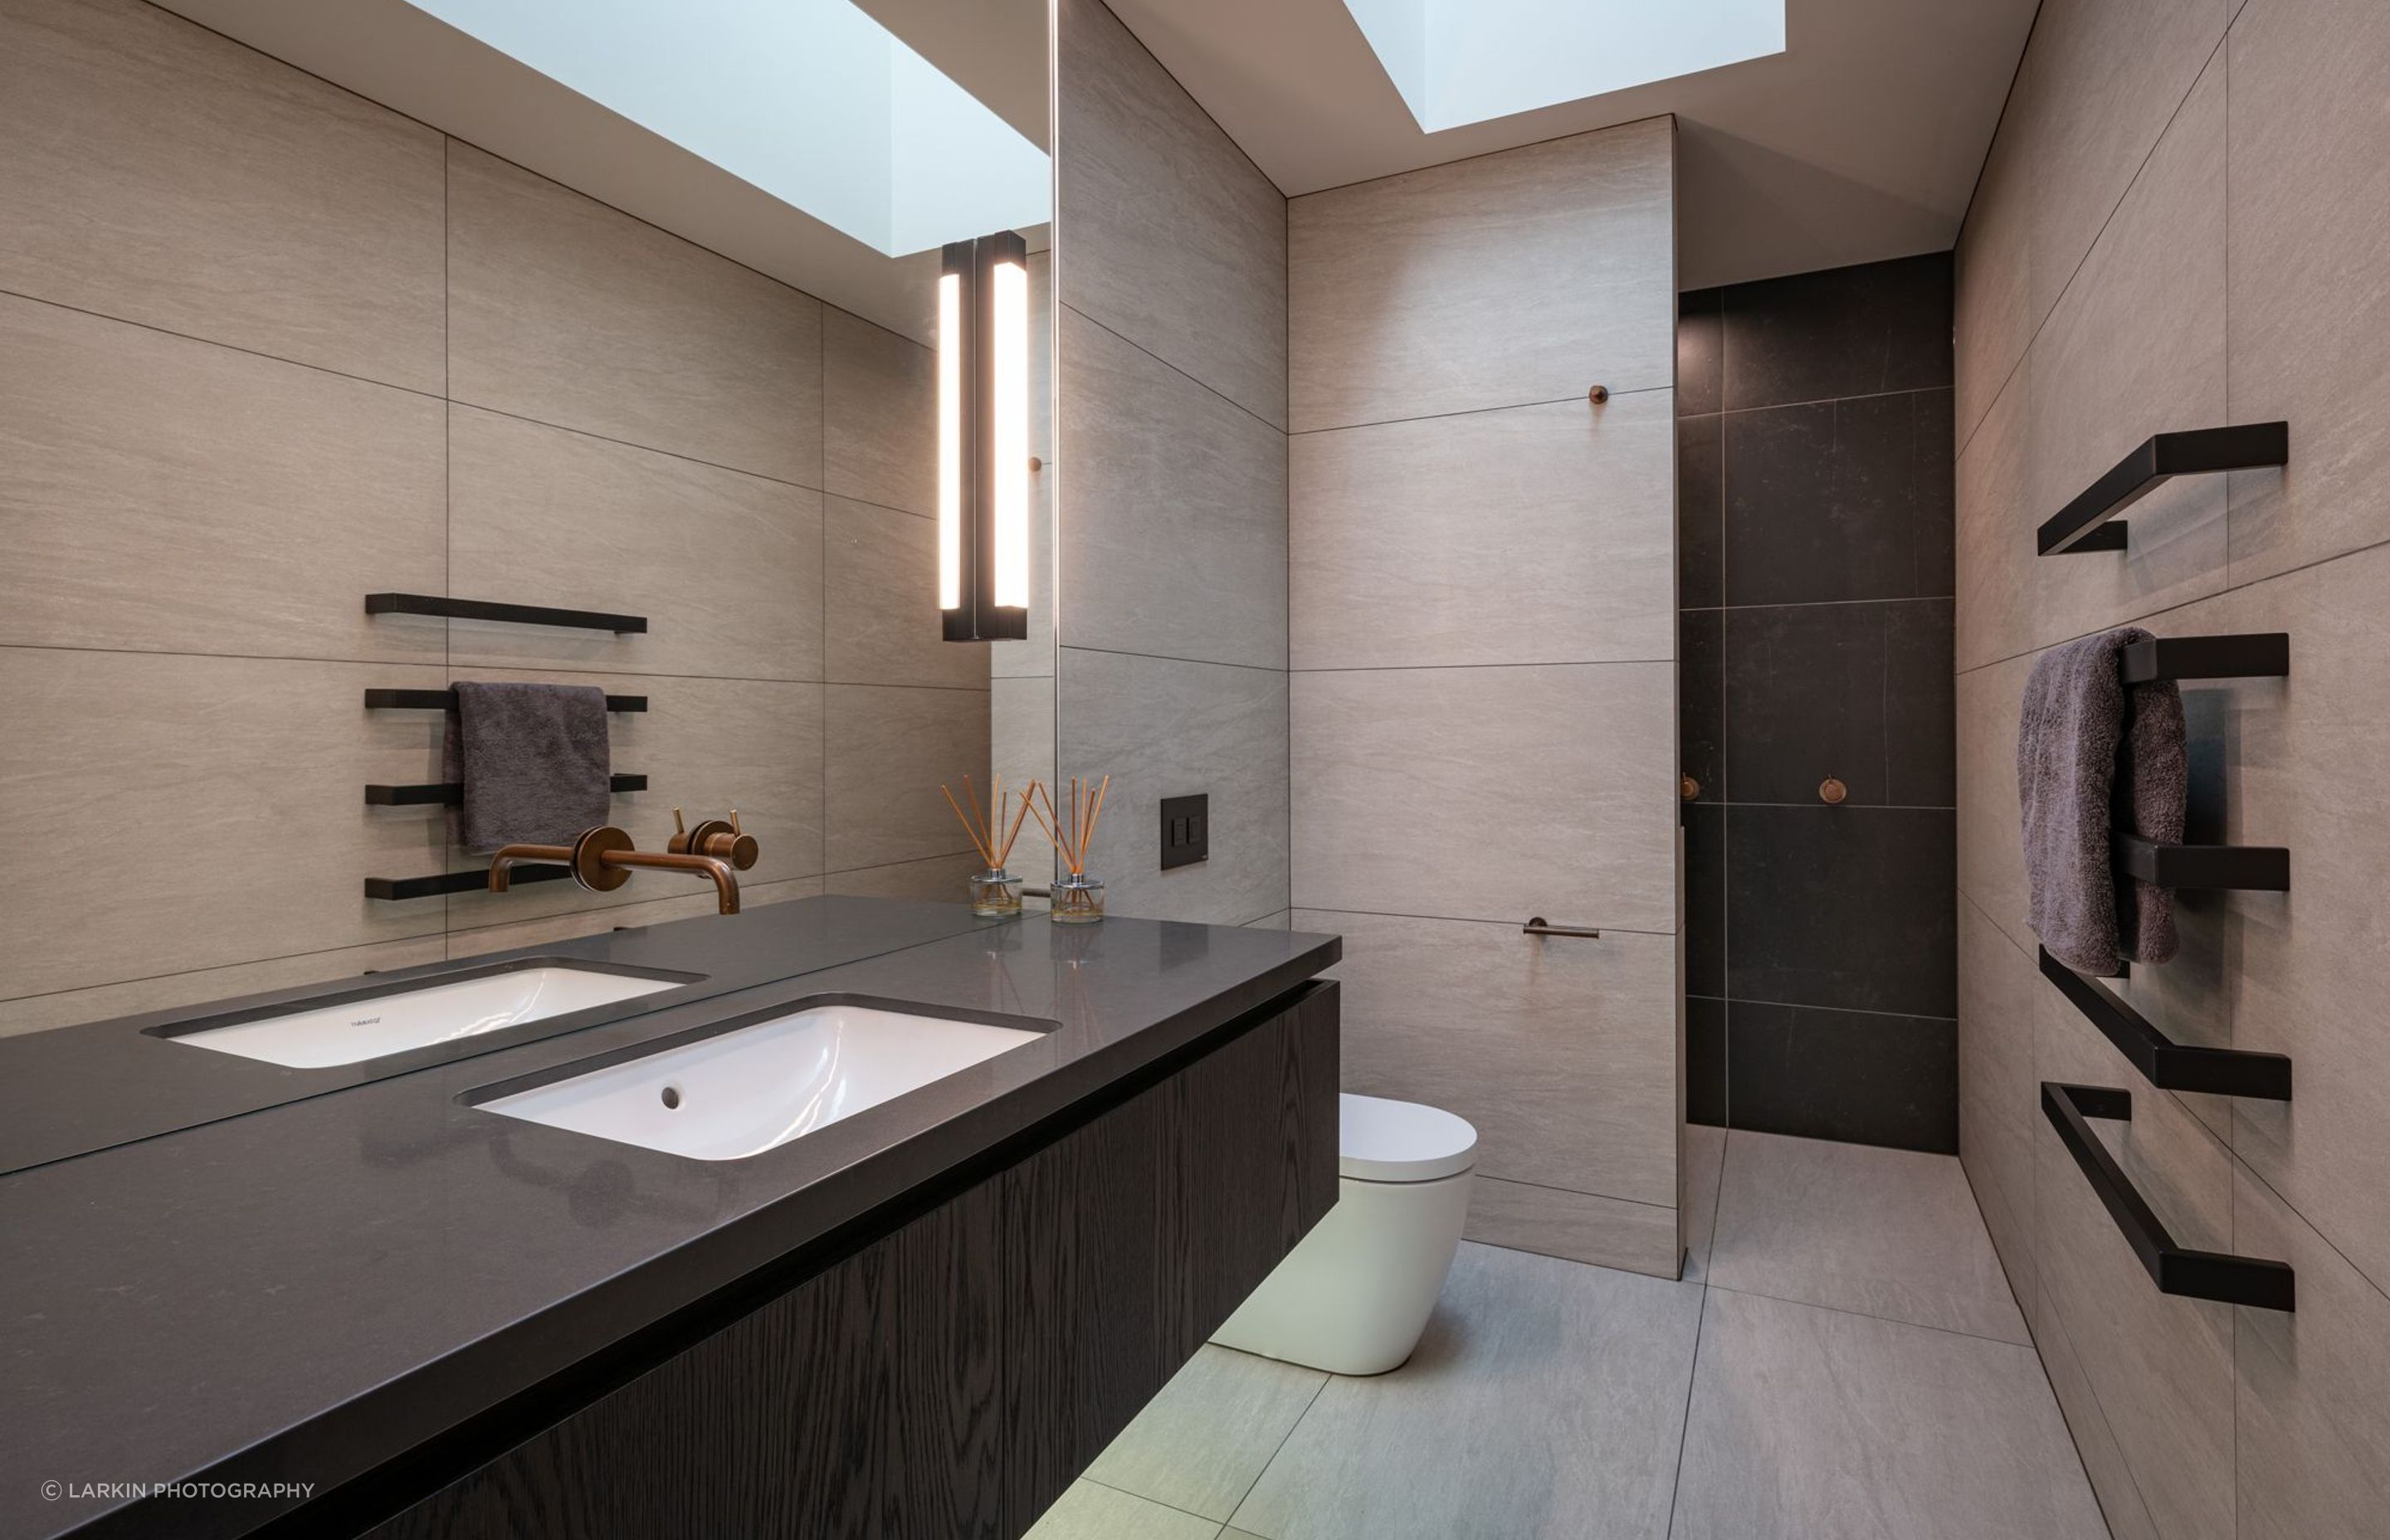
1029, 776, 1109, 924
940, 775, 1032, 917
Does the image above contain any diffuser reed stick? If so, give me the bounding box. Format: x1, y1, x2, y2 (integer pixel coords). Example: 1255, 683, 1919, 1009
940, 774, 1030, 870
1027, 775, 1110, 876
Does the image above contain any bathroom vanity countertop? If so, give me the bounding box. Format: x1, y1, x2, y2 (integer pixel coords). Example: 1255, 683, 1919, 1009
0, 896, 1002, 1175
1, 908, 1339, 1540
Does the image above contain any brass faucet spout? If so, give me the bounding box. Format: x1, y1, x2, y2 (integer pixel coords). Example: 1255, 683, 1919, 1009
608, 849, 742, 914
487, 842, 572, 893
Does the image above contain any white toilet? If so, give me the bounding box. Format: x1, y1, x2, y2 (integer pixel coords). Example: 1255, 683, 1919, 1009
1211, 1093, 1477, 1376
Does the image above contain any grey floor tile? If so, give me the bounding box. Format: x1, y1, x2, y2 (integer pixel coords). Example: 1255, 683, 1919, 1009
1027, 1480, 1222, 1540
1670, 1290, 2105, 1540
1086, 1345, 1326, 1522
1227, 1243, 1702, 1540
1709, 1131, 2027, 1343
1680, 1123, 1728, 1283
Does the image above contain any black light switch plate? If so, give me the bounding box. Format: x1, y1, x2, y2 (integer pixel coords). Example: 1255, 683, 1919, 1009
1159, 793, 1208, 870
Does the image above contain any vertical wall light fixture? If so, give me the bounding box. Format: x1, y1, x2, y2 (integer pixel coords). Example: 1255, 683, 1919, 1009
939, 229, 1032, 641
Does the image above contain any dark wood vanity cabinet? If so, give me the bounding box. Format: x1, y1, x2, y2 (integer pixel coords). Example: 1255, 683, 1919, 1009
362, 982, 1339, 1540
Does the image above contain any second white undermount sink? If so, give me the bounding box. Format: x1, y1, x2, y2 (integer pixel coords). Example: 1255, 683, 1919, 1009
165, 962, 688, 1069
477, 1002, 1045, 1161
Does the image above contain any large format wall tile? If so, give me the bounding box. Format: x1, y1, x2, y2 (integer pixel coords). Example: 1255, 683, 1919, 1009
1720, 603, 1887, 805
822, 309, 934, 519
1295, 910, 1677, 1206
1056, 0, 1285, 426
2033, 965, 2236, 1540
1291, 663, 1675, 931
445, 407, 823, 681
1463, 1177, 1680, 1279
1953, 76, 2034, 456
2165, 544, 2390, 1293
447, 142, 823, 485
1058, 309, 1287, 670
1290, 394, 1674, 670
1718, 255, 1953, 412
2231, 1164, 2390, 1540
2022, 0, 2227, 329
823, 685, 989, 874
0, 0, 445, 391
1289, 120, 1675, 432
825, 497, 988, 690
2025, 56, 2228, 653
444, 878, 821, 960
1725, 805, 1956, 1018
1958, 897, 2039, 1296
1722, 389, 1955, 607
2223, 0, 2390, 585
0, 938, 447, 1039
1954, 651, 2034, 952
0, 651, 449, 1001
822, 853, 983, 904
1678, 412, 1724, 610
989, 675, 1056, 819
1953, 370, 2033, 673
1056, 649, 1287, 926
443, 671, 827, 930
0, 295, 444, 663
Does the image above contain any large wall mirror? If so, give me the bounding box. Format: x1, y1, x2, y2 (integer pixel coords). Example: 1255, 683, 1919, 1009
0, 0, 1056, 1161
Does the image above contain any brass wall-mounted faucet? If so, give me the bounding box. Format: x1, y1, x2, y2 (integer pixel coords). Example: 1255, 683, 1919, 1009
487, 811, 759, 915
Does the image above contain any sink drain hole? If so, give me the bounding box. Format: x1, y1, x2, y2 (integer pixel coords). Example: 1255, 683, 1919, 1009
660, 1084, 682, 1110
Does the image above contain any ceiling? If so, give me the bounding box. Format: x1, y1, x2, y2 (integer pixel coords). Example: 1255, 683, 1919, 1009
1097, 0, 2039, 290
155, 0, 1048, 344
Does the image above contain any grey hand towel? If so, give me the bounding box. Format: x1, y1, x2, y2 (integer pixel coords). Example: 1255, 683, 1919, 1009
441, 682, 613, 853
2017, 627, 2188, 976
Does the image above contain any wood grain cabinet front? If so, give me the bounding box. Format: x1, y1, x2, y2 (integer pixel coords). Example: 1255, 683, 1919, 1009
362, 980, 1339, 1540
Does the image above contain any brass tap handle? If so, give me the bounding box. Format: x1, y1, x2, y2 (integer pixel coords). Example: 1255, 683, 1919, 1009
671, 810, 759, 870
671, 807, 687, 837
1681, 775, 1700, 802
1819, 777, 1848, 806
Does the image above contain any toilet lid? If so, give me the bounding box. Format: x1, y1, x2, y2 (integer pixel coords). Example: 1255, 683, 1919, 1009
1338, 1093, 1478, 1182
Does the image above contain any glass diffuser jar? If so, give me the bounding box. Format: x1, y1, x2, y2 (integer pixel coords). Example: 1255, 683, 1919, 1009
968, 868, 1023, 917
1050, 872, 1105, 924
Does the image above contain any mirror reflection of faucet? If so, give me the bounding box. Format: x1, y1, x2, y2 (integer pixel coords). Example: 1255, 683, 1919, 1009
488, 809, 758, 914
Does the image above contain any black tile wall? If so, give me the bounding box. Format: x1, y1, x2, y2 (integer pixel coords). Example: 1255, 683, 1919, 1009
1724, 1001, 1958, 1153
1678, 254, 1957, 1151
1685, 996, 1728, 1128
1722, 389, 1956, 606
1676, 411, 1723, 608
1725, 804, 1957, 1017
1718, 253, 1953, 411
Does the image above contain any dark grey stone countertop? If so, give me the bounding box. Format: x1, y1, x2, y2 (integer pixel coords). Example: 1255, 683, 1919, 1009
0, 896, 999, 1176
0, 899, 1339, 1540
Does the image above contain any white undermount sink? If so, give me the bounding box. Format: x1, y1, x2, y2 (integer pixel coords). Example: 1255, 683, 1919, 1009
168, 964, 685, 1069
478, 1002, 1044, 1161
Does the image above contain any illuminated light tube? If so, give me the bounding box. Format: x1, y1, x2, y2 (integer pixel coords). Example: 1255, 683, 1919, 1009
936, 231, 1032, 642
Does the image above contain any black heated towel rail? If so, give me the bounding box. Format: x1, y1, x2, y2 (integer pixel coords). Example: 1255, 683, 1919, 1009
365, 774, 646, 807
365, 593, 647, 633
2039, 423, 2288, 555
2041, 1082, 2295, 1311
2037, 948, 2290, 1100
363, 689, 648, 714
364, 867, 573, 901
2114, 835, 2289, 891
2119, 632, 2290, 685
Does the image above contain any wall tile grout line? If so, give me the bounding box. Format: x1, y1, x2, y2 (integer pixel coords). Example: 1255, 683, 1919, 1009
1060, 299, 1286, 437
1290, 383, 1671, 438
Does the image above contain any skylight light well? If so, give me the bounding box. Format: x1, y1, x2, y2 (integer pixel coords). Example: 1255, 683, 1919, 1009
1344, 0, 1786, 132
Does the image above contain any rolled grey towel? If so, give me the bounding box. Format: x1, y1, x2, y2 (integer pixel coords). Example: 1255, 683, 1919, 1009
441, 681, 613, 853
2017, 627, 2188, 976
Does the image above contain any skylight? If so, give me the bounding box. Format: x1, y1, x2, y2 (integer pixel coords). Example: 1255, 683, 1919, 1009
403, 0, 1049, 257
1343, 0, 1786, 133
